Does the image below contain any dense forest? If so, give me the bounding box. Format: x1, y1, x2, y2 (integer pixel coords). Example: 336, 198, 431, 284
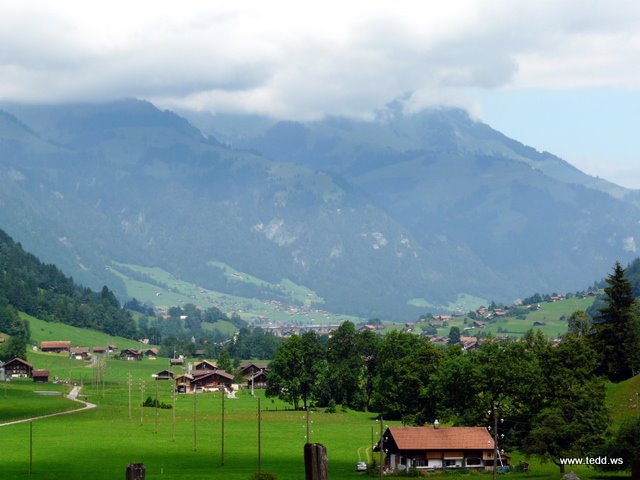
0, 228, 140, 360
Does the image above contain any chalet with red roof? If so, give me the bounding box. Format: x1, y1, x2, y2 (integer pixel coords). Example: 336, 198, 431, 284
376, 425, 509, 471
40, 341, 71, 354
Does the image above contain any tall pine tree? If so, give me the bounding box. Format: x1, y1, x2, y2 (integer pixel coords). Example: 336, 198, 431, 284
591, 262, 640, 381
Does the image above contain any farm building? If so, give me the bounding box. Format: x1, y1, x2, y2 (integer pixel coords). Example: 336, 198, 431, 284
175, 370, 234, 393
375, 425, 509, 472
144, 348, 159, 359
70, 347, 90, 360
247, 370, 268, 389
32, 370, 50, 383
93, 346, 107, 354
120, 349, 143, 361
170, 358, 184, 366
108, 344, 118, 352
41, 341, 71, 354
3, 357, 33, 378
239, 362, 269, 378
155, 370, 174, 380
192, 360, 217, 371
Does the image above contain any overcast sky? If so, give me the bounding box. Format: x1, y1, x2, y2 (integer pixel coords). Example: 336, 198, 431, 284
2, 1, 640, 187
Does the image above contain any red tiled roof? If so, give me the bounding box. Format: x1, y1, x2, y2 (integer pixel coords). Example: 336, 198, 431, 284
41, 341, 71, 349
388, 427, 494, 450
32, 370, 49, 377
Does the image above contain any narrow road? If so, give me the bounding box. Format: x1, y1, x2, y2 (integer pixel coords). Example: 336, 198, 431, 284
0, 385, 97, 427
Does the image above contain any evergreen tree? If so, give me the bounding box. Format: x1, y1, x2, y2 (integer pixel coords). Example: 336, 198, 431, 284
590, 262, 640, 381
447, 326, 461, 345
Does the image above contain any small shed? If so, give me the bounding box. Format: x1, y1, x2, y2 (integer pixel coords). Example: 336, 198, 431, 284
155, 370, 174, 380
32, 370, 50, 383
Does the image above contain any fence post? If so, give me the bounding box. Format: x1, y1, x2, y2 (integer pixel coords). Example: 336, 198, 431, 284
304, 443, 328, 480
126, 463, 145, 480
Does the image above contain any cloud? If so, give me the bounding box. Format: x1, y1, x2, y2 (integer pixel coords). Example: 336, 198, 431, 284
1, 1, 640, 119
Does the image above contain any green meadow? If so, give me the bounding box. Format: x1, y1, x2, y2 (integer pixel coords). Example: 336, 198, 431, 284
0, 348, 633, 480
24, 312, 146, 350
109, 261, 359, 325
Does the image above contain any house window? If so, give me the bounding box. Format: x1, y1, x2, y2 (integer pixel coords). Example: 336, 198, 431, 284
444, 460, 458, 468
413, 458, 426, 467
466, 457, 482, 466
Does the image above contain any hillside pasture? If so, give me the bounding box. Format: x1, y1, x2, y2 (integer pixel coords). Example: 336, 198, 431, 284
430, 297, 596, 339
110, 262, 360, 325
24, 312, 146, 350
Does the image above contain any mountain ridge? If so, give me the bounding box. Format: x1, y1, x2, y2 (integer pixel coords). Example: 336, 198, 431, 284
1, 99, 638, 319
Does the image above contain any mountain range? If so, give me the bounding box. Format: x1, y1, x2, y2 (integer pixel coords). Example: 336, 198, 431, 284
0, 99, 638, 319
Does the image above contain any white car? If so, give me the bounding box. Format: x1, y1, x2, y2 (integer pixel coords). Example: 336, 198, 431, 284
356, 462, 367, 472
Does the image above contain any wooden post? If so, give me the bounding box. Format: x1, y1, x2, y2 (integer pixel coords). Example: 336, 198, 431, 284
125, 463, 145, 480
304, 443, 328, 480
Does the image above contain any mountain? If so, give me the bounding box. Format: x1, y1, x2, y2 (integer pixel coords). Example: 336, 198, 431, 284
1, 100, 639, 320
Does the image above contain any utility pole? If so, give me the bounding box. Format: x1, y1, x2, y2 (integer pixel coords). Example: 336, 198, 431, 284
257, 397, 262, 474
221, 387, 225, 466
492, 406, 498, 480
140, 380, 145, 426
127, 374, 132, 420
172, 385, 176, 442
379, 417, 384, 480
193, 389, 197, 451
154, 381, 159, 434
306, 407, 311, 444
29, 421, 33, 476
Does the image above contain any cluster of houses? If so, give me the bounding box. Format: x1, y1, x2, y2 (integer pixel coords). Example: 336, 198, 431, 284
152, 360, 269, 394
40, 341, 119, 358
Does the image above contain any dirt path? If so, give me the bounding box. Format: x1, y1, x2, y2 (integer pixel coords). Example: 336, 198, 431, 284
0, 385, 96, 427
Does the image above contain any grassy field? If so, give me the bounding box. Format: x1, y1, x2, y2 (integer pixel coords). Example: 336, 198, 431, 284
0, 347, 634, 480
109, 261, 360, 325
0, 380, 77, 423
24, 312, 147, 350
606, 372, 640, 426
